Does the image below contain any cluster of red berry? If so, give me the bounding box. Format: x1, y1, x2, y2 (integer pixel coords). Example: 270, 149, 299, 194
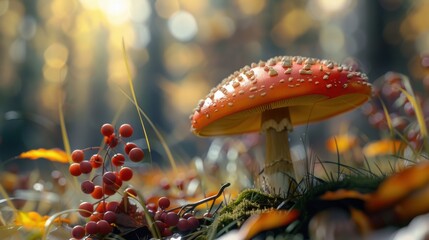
364, 72, 426, 149
68, 123, 227, 239
149, 196, 201, 237
69, 123, 145, 239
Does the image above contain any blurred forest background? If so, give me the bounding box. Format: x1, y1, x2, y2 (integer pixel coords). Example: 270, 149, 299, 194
0, 0, 428, 168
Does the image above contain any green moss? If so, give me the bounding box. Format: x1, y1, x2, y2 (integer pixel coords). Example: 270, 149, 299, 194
216, 188, 284, 231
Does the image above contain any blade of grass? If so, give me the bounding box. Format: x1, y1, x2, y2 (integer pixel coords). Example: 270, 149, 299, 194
322, 161, 368, 176
363, 157, 372, 176
334, 137, 341, 181
379, 97, 394, 137
43, 209, 81, 240
379, 99, 404, 156
399, 88, 428, 151
117, 87, 178, 171
121, 38, 152, 158
135, 192, 161, 239
316, 156, 333, 182
0, 185, 17, 216
59, 102, 80, 189
58, 103, 71, 164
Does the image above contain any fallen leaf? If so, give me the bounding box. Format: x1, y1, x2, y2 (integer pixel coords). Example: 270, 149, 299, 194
394, 182, 429, 221
320, 189, 370, 202
18, 148, 69, 163
326, 134, 358, 154
15, 211, 70, 232
238, 209, 300, 239
366, 162, 429, 212
362, 139, 405, 157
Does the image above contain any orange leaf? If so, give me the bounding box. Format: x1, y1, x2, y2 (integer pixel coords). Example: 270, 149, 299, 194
19, 148, 69, 163
238, 209, 300, 239
366, 162, 429, 212
362, 139, 405, 157
394, 183, 429, 221
326, 134, 358, 154
320, 189, 370, 202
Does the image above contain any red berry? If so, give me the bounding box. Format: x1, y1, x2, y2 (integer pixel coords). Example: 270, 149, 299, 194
69, 163, 82, 176
119, 167, 133, 181
124, 142, 138, 155
96, 220, 113, 235
165, 212, 179, 227
125, 187, 137, 197
103, 184, 117, 196
90, 212, 103, 222
103, 211, 117, 223
79, 160, 93, 174
103, 184, 116, 196
85, 221, 99, 235
72, 225, 86, 239
177, 218, 190, 231
187, 216, 200, 230
158, 197, 170, 210
175, 178, 185, 191
101, 123, 114, 137
155, 220, 167, 231
162, 227, 173, 237
90, 154, 103, 168
160, 178, 170, 190
96, 202, 107, 213
119, 124, 133, 138
106, 201, 119, 212
111, 176, 123, 191
404, 102, 415, 116
103, 172, 116, 185
155, 210, 167, 221
79, 202, 94, 218
105, 134, 118, 148
129, 147, 144, 162
81, 180, 95, 194
91, 185, 103, 199
146, 202, 157, 212
111, 153, 125, 167
71, 149, 84, 163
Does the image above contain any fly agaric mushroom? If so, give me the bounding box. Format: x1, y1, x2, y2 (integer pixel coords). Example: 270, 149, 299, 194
190, 56, 372, 194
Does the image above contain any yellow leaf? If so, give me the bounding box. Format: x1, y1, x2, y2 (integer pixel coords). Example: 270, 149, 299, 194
326, 134, 358, 154
18, 148, 68, 163
15, 211, 70, 232
362, 139, 405, 157
15, 211, 47, 231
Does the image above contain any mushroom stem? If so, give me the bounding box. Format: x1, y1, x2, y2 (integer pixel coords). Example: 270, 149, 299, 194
261, 107, 295, 194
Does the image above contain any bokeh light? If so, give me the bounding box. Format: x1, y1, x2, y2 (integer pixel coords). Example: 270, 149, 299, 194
168, 10, 198, 41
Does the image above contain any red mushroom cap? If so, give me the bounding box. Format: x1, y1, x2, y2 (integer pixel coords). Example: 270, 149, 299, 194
190, 56, 372, 136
